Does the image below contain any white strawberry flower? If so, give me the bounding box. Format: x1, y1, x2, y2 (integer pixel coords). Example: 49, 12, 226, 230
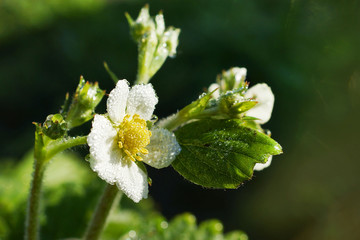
87, 80, 181, 202
244, 83, 274, 125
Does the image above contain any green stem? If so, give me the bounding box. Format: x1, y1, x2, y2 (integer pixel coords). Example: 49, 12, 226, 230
46, 136, 87, 160
25, 158, 45, 240
135, 69, 150, 85
160, 107, 221, 131
25, 135, 88, 240
159, 113, 187, 131
83, 184, 121, 240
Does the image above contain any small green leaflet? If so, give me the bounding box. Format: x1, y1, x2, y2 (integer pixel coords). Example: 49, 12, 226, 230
172, 119, 282, 188
178, 92, 212, 119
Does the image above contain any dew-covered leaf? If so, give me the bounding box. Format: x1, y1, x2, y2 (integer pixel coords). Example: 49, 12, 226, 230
172, 119, 282, 188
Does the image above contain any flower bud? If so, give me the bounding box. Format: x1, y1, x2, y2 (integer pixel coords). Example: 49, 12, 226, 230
65, 76, 105, 129
217, 67, 248, 93
155, 13, 165, 37
42, 114, 67, 139
138, 30, 158, 78
163, 27, 180, 57
148, 27, 180, 77
126, 5, 156, 42
127, 5, 181, 84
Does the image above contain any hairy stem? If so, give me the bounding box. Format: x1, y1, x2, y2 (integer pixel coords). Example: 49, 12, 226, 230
25, 135, 88, 240
46, 136, 87, 160
25, 159, 45, 240
83, 184, 121, 240
158, 113, 188, 132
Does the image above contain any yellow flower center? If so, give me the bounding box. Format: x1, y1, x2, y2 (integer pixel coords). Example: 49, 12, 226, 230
117, 114, 151, 162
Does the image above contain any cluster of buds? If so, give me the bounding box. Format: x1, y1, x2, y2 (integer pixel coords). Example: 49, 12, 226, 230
209, 67, 248, 98
63, 76, 105, 129
126, 5, 180, 84
205, 67, 266, 120
159, 67, 274, 131
41, 76, 105, 139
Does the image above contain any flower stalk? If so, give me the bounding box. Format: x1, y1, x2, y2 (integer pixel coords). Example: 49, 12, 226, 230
25, 133, 87, 240
83, 184, 121, 240
25, 158, 45, 240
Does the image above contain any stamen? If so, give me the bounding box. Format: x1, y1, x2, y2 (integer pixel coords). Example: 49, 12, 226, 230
117, 114, 151, 161
140, 148, 149, 154
135, 155, 143, 161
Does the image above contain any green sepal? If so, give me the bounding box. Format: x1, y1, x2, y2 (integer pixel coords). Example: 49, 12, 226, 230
104, 62, 119, 85
216, 67, 248, 93
147, 176, 153, 186
60, 92, 71, 116
178, 92, 212, 120
241, 116, 259, 121
219, 94, 258, 118
125, 4, 155, 42
230, 100, 258, 114
172, 119, 282, 188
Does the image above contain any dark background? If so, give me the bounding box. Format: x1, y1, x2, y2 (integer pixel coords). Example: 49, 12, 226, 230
1, 0, 360, 239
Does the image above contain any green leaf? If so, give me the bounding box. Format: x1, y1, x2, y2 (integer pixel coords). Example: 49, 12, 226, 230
172, 119, 282, 188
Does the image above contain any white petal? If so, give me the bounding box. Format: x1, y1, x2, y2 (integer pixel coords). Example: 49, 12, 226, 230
107, 79, 129, 124
254, 156, 273, 171
208, 83, 220, 99
232, 67, 247, 88
244, 83, 274, 124
115, 158, 149, 203
88, 115, 148, 202
141, 128, 181, 169
126, 84, 158, 121
88, 115, 119, 184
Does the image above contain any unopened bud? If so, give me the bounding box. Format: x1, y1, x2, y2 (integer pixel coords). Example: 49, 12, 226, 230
163, 27, 180, 57
43, 114, 67, 139
126, 5, 155, 42
217, 67, 248, 93
127, 5, 181, 84
65, 76, 105, 128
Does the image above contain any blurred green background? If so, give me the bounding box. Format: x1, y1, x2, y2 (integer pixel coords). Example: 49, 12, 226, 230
1, 0, 360, 239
